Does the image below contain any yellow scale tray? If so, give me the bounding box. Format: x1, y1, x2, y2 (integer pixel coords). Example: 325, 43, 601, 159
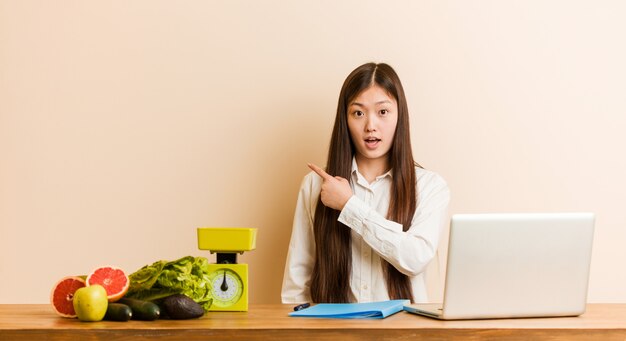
197, 227, 257, 252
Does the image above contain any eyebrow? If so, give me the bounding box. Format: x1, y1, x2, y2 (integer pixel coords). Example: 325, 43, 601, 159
350, 100, 393, 107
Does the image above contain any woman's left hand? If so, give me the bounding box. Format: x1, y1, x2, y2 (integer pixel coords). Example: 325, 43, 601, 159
308, 163, 352, 211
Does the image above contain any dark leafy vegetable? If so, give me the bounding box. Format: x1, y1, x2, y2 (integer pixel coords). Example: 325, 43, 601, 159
126, 256, 213, 311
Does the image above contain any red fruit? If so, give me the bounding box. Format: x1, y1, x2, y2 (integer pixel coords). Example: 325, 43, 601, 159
50, 276, 86, 318
86, 266, 130, 302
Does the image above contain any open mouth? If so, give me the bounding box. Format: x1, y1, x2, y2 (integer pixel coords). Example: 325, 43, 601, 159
364, 137, 381, 148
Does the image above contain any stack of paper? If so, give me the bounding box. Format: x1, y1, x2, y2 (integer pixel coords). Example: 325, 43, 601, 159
288, 300, 409, 319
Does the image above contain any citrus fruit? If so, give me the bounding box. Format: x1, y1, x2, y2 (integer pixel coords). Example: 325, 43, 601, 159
50, 276, 86, 318
86, 266, 130, 302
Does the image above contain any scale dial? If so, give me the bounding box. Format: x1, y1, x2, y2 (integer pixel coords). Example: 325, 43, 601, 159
207, 268, 244, 308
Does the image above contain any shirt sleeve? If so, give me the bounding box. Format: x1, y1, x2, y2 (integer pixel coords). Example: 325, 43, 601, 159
338, 170, 450, 277
281, 173, 319, 303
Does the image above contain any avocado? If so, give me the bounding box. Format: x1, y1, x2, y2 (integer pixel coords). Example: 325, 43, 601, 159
162, 294, 205, 319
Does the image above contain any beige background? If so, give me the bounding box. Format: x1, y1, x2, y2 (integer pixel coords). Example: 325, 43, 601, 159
1, 1, 625, 304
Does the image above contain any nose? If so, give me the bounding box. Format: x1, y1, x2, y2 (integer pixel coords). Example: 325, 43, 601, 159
365, 114, 377, 132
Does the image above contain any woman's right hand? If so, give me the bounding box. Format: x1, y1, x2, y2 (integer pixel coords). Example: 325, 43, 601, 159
308, 163, 352, 211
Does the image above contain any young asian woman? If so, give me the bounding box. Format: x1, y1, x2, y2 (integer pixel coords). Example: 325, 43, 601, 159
281, 62, 450, 304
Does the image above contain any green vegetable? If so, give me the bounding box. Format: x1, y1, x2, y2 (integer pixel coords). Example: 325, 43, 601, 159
104, 303, 132, 322
126, 256, 213, 311
118, 298, 160, 321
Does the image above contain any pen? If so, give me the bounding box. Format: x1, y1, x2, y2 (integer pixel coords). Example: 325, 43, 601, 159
293, 303, 310, 311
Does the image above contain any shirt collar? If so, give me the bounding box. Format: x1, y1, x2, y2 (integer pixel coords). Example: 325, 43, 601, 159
351, 157, 393, 185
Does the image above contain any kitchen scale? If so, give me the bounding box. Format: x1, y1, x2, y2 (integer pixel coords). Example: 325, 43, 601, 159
197, 227, 257, 311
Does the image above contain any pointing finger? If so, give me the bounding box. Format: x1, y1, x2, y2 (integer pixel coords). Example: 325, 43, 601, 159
308, 163, 333, 181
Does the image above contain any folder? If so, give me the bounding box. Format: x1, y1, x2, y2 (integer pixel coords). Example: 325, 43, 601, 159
288, 300, 409, 319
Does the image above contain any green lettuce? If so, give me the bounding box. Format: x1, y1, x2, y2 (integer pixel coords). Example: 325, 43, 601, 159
126, 256, 212, 311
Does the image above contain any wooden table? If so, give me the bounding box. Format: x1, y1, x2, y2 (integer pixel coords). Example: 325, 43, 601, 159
1, 304, 626, 340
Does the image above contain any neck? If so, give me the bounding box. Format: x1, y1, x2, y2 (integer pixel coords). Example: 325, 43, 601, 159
355, 155, 390, 183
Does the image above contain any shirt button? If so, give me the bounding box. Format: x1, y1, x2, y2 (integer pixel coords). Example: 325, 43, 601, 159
363, 284, 368, 290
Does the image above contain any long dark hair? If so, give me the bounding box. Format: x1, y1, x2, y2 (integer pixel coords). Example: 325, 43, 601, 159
310, 63, 418, 303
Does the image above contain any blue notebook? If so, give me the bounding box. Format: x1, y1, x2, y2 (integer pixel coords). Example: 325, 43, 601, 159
288, 300, 409, 319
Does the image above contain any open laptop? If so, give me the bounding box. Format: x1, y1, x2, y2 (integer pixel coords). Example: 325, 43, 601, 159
404, 212, 595, 320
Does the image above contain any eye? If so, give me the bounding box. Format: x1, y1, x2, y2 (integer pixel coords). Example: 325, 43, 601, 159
380, 109, 388, 115
353, 110, 364, 117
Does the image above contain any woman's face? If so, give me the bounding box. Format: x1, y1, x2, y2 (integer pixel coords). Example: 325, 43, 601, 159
347, 84, 398, 167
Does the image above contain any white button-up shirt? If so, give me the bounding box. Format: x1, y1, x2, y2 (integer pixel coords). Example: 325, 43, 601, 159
281, 159, 450, 303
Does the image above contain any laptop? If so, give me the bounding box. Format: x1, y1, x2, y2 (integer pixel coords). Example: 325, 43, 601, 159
404, 212, 595, 320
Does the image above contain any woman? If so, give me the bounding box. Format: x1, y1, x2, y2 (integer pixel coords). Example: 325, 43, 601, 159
282, 62, 450, 303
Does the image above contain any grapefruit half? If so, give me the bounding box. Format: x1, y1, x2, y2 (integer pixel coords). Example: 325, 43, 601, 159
50, 276, 86, 318
86, 266, 130, 302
